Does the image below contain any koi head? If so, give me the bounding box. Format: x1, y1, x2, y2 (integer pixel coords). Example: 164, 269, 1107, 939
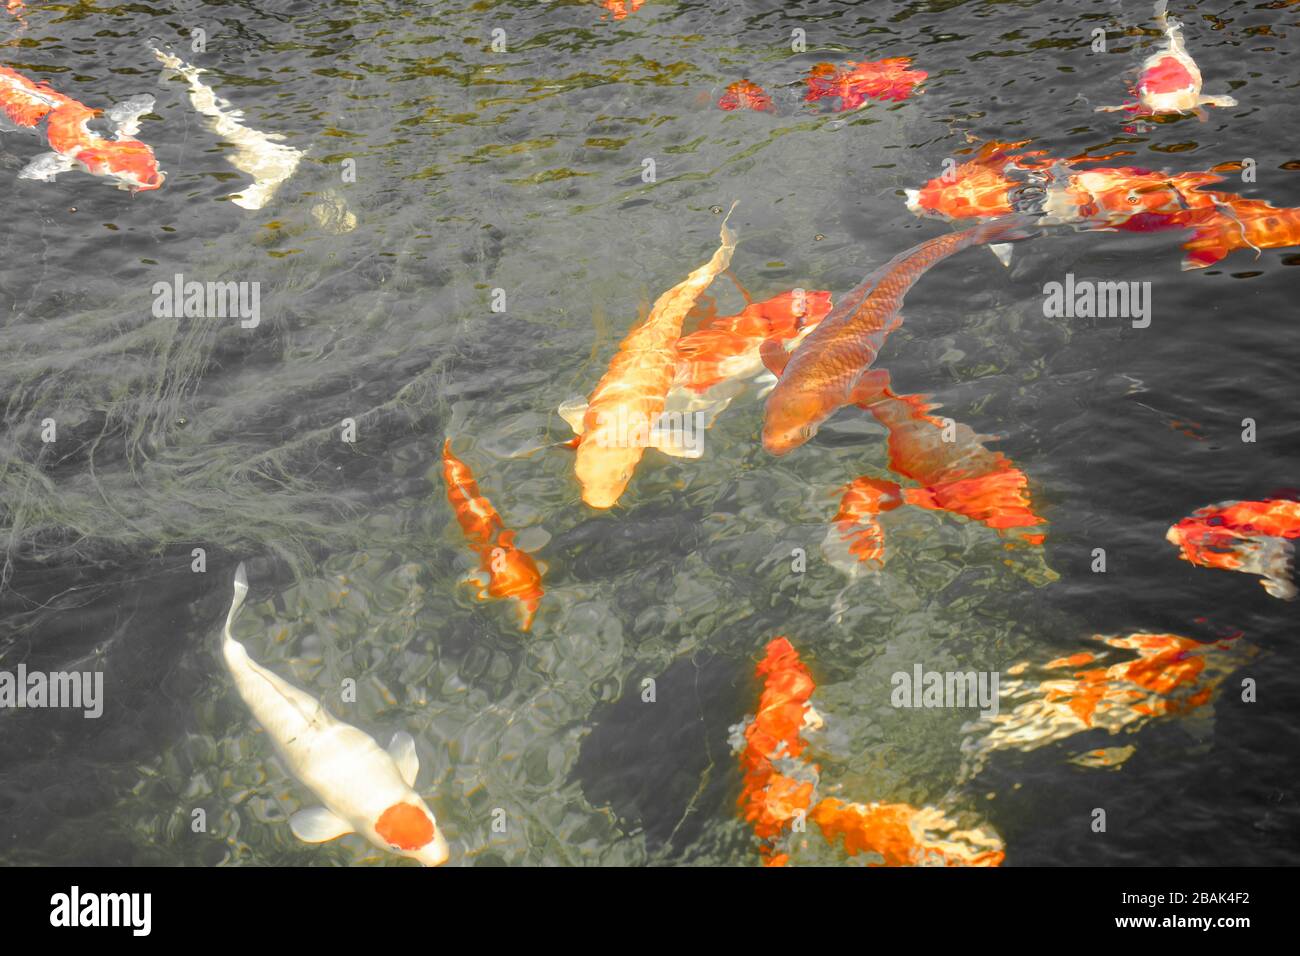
574, 442, 641, 509
375, 800, 449, 867
762, 388, 828, 456
718, 79, 775, 113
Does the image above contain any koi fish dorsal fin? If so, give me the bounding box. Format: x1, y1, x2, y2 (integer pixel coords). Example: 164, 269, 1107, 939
759, 337, 791, 378
388, 731, 419, 787
289, 807, 354, 843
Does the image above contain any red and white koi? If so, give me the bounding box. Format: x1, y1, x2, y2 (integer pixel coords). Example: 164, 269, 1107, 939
1096, 8, 1236, 117
221, 565, 449, 865
1167, 498, 1300, 599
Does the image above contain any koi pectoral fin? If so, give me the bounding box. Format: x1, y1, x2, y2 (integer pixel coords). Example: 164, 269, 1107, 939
987, 243, 1014, 268
290, 807, 354, 843
558, 397, 588, 436
759, 337, 792, 378
18, 152, 76, 181
850, 369, 892, 408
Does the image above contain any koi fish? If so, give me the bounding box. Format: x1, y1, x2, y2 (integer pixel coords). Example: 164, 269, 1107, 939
0, 65, 163, 190
673, 288, 832, 394
717, 79, 774, 112
960, 631, 1254, 782
730, 637, 824, 866
731, 637, 1003, 867
221, 564, 449, 865
600, 0, 644, 20
811, 798, 1005, 867
442, 440, 545, 630
760, 215, 1037, 456
906, 141, 1300, 269
153, 46, 303, 210
1167, 498, 1300, 599
804, 57, 927, 111
826, 381, 1045, 571
559, 206, 738, 507
1096, 8, 1236, 117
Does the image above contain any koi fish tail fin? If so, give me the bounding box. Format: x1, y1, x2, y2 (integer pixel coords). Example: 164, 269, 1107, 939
1241, 535, 1297, 600
224, 563, 250, 645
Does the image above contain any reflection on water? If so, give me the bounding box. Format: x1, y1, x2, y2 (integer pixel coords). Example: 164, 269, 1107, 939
1, 0, 1298, 866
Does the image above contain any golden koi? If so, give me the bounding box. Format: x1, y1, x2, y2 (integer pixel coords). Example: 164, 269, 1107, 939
561, 206, 738, 507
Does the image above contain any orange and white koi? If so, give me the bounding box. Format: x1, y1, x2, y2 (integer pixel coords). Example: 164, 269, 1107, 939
1167, 498, 1300, 599
153, 46, 302, 210
960, 631, 1254, 782
804, 57, 927, 111
760, 215, 1037, 456
442, 440, 546, 630
1096, 9, 1236, 117
673, 288, 832, 394
221, 565, 449, 865
826, 380, 1045, 571
559, 207, 738, 507
811, 798, 1005, 867
906, 140, 1300, 270
717, 79, 774, 113
0, 65, 163, 190
732, 637, 1004, 867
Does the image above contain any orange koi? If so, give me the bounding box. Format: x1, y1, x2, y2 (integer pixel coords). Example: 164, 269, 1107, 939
673, 288, 833, 394
1167, 498, 1300, 599
441, 440, 545, 630
906, 141, 1300, 269
760, 215, 1037, 456
1095, 11, 1236, 117
804, 57, 927, 110
0, 65, 163, 191
600, 0, 644, 20
827, 382, 1045, 570
733, 637, 822, 865
960, 631, 1254, 781
733, 637, 1004, 866
561, 207, 738, 507
717, 79, 774, 113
